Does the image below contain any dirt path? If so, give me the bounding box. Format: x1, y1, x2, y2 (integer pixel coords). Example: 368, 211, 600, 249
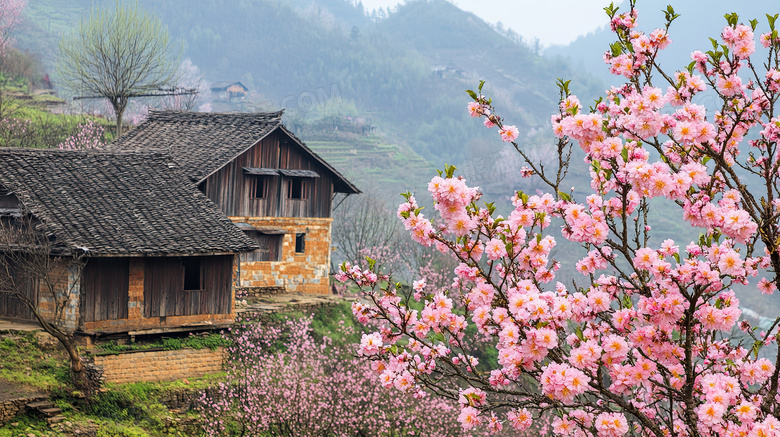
0, 378, 43, 402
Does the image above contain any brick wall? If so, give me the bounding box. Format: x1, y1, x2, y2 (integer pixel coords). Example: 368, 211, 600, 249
232, 216, 333, 295
92, 347, 224, 384
35, 261, 81, 332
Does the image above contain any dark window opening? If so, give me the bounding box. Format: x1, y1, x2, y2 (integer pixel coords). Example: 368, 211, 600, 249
183, 257, 202, 291
250, 176, 268, 199
0, 184, 17, 208
197, 182, 206, 194
286, 178, 308, 199
295, 233, 305, 253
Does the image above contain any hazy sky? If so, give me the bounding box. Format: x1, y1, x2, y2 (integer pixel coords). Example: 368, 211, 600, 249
360, 0, 626, 47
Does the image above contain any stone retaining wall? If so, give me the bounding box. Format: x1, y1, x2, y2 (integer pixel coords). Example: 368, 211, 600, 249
92, 347, 223, 384
0, 396, 45, 426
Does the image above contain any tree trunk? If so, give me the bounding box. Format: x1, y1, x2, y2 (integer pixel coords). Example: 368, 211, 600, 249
111, 98, 127, 138
28, 304, 89, 390
116, 108, 124, 138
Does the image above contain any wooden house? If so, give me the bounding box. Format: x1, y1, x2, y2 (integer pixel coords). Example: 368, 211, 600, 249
111, 111, 360, 294
0, 149, 257, 334
210, 81, 249, 102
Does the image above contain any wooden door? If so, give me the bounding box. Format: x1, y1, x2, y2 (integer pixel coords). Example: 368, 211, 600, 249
81, 258, 129, 322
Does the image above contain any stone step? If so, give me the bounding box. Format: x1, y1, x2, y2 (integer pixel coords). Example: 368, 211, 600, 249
26, 401, 54, 409
46, 415, 66, 424
40, 407, 63, 416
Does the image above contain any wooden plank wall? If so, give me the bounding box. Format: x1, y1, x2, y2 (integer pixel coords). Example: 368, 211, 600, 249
202, 130, 335, 218
0, 258, 37, 321
242, 233, 282, 262
81, 258, 129, 322
144, 256, 232, 318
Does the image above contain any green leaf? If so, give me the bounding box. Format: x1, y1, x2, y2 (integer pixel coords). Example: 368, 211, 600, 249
466, 89, 478, 100
518, 191, 529, 205
575, 326, 585, 341
768, 14, 778, 31
752, 341, 762, 359
750, 18, 758, 31
709, 37, 719, 49
621, 147, 629, 162
622, 294, 633, 309
365, 256, 376, 270
672, 253, 680, 264
478, 80, 486, 92
604, 3, 618, 18
724, 12, 738, 27
445, 164, 457, 179
558, 191, 572, 202
556, 78, 572, 95
702, 156, 711, 165
610, 41, 623, 58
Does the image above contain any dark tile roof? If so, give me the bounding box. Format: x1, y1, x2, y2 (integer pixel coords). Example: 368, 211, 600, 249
109, 110, 360, 194
0, 148, 258, 256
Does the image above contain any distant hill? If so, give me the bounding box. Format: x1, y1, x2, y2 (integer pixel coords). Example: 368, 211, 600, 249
17, 0, 605, 169
545, 0, 779, 86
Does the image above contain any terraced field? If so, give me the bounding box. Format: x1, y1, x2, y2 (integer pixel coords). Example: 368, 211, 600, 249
305, 133, 436, 196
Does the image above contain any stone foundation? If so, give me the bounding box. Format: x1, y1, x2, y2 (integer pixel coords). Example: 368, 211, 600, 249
92, 347, 223, 384
0, 396, 46, 426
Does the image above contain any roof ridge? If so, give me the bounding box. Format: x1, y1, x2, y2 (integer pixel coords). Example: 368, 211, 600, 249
145, 110, 284, 124
0, 147, 171, 157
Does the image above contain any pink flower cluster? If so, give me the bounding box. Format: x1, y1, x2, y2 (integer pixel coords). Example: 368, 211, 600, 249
342, 5, 780, 437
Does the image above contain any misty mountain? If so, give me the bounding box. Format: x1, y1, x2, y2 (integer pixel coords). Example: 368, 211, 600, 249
19, 0, 605, 169
545, 0, 780, 86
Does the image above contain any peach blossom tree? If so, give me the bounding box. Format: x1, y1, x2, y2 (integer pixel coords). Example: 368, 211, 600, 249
339, 3, 780, 436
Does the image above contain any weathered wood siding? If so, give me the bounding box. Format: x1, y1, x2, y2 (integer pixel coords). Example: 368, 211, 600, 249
81, 258, 129, 322
0, 257, 37, 321
201, 130, 334, 218
143, 256, 232, 318
242, 232, 283, 262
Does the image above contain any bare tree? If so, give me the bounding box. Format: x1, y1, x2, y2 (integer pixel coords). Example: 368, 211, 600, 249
331, 194, 405, 274
57, 1, 179, 137
0, 212, 88, 388
160, 59, 209, 111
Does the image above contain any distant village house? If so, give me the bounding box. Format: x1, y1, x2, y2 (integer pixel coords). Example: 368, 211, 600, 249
209, 81, 249, 102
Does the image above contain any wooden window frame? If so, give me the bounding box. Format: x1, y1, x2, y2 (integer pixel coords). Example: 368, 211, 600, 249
182, 257, 203, 292
242, 231, 283, 262
295, 233, 306, 254
249, 176, 269, 199
286, 178, 308, 200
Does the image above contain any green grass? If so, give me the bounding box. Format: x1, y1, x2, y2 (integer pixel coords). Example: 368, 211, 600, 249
92, 332, 229, 356
0, 414, 51, 437
0, 332, 70, 391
